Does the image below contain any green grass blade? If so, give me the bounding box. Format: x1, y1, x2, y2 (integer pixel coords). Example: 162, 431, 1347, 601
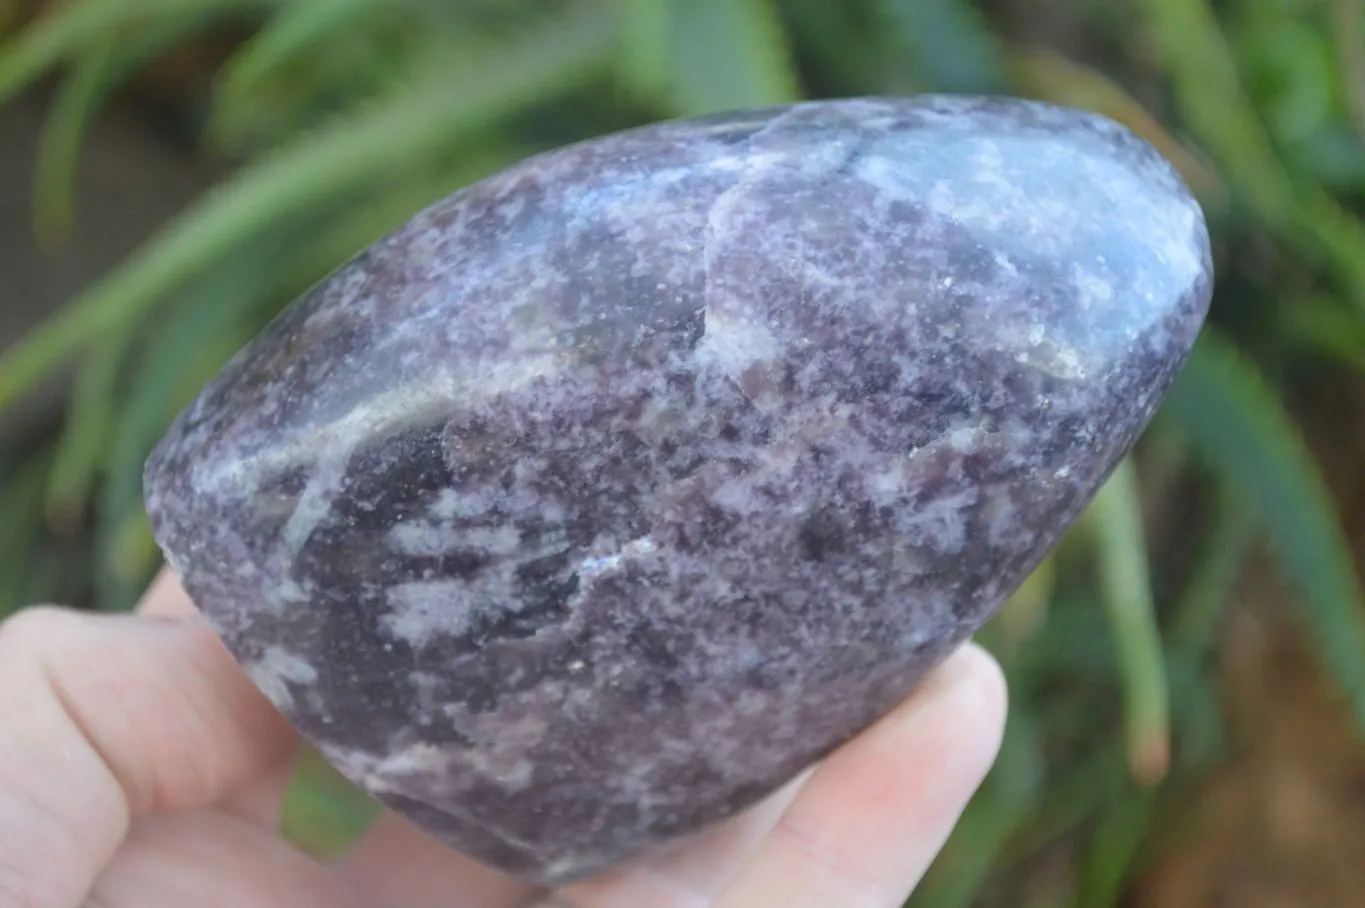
1161, 330, 1365, 729
1164, 647, 1228, 773
99, 510, 160, 611
880, 0, 1005, 94
1139, 0, 1365, 312
0, 5, 616, 413
666, 0, 801, 115
1162, 494, 1250, 773
1138, 0, 1297, 225
1170, 494, 1255, 651
0, 449, 55, 618
1301, 194, 1365, 309
208, 0, 399, 148
280, 744, 384, 861
783, 0, 888, 94
1284, 294, 1365, 372
216, 0, 380, 101
43, 322, 134, 533
1088, 457, 1171, 786
0, 0, 275, 105
33, 12, 220, 245
34, 38, 112, 245
999, 740, 1129, 869
1074, 784, 1157, 908
910, 713, 1044, 908
1165, 495, 1248, 774
979, 556, 1055, 665
1333, 0, 1365, 140
616, 0, 670, 99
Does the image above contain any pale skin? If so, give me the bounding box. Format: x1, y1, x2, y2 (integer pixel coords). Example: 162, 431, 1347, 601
0, 570, 1007, 908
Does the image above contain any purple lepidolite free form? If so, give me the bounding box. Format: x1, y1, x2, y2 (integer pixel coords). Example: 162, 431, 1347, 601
144, 96, 1213, 884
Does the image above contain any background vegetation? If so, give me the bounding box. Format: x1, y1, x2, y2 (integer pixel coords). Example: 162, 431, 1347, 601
3, 0, 1365, 904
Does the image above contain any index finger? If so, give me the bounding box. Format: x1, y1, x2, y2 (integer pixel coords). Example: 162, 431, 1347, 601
135, 568, 203, 617
0, 572, 295, 908
714, 643, 1007, 908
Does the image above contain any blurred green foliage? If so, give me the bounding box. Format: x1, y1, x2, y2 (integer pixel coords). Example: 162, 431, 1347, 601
2, 0, 1365, 904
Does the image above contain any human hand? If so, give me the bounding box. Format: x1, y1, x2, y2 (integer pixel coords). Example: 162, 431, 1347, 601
1, 570, 1006, 908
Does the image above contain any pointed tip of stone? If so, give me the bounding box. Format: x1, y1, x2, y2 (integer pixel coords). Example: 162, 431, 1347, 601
144, 95, 1211, 884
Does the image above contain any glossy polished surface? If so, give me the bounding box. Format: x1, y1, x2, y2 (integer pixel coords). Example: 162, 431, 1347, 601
145, 96, 1213, 885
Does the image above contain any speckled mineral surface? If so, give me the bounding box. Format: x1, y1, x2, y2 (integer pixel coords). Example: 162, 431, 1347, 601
144, 95, 1213, 885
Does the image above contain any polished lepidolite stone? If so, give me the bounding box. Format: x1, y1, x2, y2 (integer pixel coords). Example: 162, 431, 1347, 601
144, 95, 1212, 885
